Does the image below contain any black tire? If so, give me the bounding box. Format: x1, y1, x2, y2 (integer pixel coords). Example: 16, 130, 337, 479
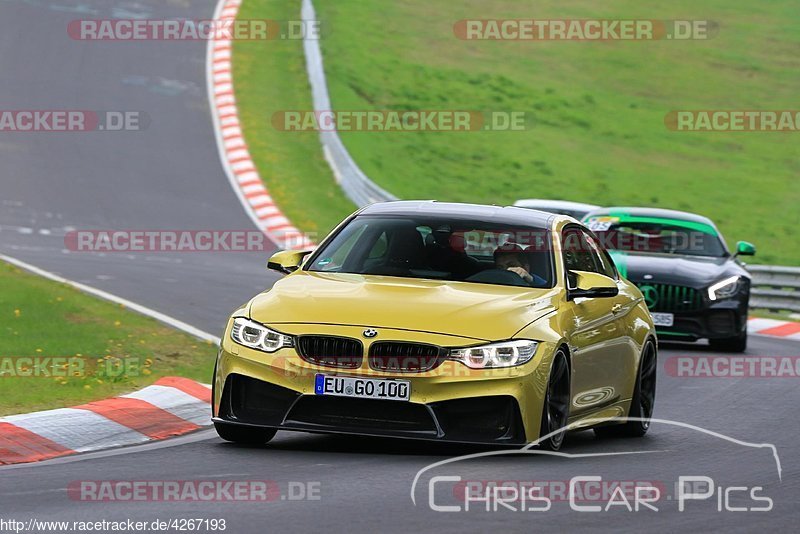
538, 349, 570, 451
595, 339, 657, 439
214, 422, 277, 445
709, 330, 747, 353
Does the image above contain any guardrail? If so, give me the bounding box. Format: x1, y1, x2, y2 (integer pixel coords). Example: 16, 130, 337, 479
302, 0, 397, 207
748, 265, 800, 313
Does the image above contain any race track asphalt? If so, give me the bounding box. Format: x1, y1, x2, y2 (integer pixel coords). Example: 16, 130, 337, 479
0, 0, 281, 333
1, 1, 798, 532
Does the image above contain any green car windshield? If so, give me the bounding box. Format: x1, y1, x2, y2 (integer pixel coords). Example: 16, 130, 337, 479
589, 219, 727, 257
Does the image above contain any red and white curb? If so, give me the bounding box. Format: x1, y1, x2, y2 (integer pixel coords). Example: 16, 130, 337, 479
748, 318, 800, 340
0, 377, 211, 466
207, 0, 314, 251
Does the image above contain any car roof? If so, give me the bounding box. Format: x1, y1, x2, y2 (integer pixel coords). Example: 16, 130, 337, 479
583, 206, 717, 227
358, 200, 556, 227
513, 199, 600, 211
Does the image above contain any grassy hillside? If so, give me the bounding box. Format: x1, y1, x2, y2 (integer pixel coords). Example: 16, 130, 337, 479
234, 0, 798, 264
312, 0, 798, 264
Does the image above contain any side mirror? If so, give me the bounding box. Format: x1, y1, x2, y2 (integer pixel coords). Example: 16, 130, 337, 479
567, 270, 619, 300
267, 250, 313, 275
735, 241, 756, 257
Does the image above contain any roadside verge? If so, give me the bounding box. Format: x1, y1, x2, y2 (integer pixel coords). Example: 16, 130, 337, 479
0, 377, 211, 465
208, 0, 316, 250
748, 318, 800, 340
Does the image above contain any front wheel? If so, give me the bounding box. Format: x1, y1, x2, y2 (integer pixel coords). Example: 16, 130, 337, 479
214, 422, 277, 445
595, 339, 657, 438
538, 349, 570, 450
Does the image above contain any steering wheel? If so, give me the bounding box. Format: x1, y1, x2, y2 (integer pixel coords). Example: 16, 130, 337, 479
465, 268, 529, 287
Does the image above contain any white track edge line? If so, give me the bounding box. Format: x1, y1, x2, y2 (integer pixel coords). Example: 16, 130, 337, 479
0, 253, 221, 345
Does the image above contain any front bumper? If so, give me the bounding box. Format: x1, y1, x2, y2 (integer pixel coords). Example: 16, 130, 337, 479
214, 374, 526, 444
213, 327, 555, 445
654, 299, 748, 341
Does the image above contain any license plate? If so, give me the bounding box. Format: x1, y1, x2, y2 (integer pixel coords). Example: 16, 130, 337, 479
651, 312, 674, 327
314, 374, 410, 402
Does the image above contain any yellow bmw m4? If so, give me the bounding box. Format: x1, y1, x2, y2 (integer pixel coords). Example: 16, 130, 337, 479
212, 201, 656, 450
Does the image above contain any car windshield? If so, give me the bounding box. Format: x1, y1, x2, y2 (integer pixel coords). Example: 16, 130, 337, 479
307, 215, 554, 288
587, 219, 727, 257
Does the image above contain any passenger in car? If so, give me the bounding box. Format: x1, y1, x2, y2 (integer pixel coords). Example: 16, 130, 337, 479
494, 245, 548, 287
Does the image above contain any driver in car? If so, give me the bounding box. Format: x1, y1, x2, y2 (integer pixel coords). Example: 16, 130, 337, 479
494, 245, 547, 286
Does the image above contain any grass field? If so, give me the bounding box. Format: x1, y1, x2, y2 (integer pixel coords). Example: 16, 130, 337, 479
234, 0, 798, 264
0, 261, 218, 416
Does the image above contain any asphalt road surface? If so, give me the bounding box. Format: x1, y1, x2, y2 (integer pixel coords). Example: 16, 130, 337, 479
1, 1, 798, 532
0, 0, 281, 333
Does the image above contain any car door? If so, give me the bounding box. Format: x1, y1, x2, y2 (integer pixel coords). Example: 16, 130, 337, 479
561, 226, 635, 416
583, 230, 641, 398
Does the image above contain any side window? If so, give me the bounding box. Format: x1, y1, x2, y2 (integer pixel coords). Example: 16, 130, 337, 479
584, 232, 618, 279
562, 227, 602, 274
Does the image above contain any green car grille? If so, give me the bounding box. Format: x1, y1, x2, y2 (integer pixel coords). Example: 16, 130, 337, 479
634, 283, 703, 312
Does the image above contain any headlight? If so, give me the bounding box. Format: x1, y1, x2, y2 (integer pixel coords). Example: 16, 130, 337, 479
708, 275, 741, 301
448, 340, 538, 369
230, 317, 294, 353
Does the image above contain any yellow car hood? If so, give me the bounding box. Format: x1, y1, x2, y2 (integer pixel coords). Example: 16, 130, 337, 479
248, 271, 556, 342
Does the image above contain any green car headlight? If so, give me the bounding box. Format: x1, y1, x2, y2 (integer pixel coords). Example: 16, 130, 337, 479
449, 340, 538, 369
230, 317, 294, 353
707, 275, 741, 301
